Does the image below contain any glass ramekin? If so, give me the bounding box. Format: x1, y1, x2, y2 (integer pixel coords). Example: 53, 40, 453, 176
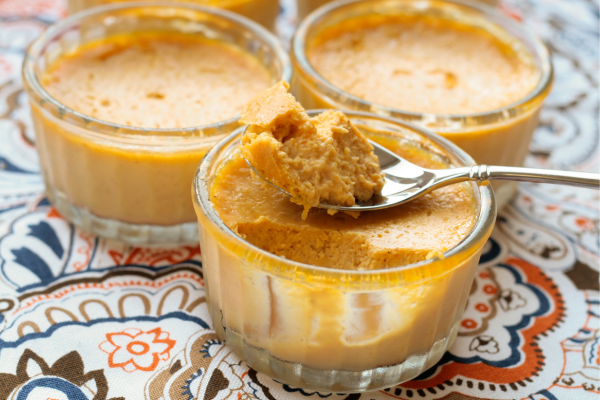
193, 110, 496, 392
292, 0, 552, 208
23, 2, 291, 246
68, 0, 280, 31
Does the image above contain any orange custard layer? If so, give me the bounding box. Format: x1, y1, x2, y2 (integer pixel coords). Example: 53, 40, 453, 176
43, 32, 271, 128
211, 138, 478, 270
308, 16, 538, 114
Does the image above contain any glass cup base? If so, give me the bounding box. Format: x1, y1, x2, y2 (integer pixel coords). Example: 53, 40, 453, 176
49, 189, 198, 246
222, 322, 459, 392
493, 181, 518, 210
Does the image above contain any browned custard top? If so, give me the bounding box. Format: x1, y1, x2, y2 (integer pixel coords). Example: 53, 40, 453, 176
43, 32, 272, 128
308, 16, 538, 114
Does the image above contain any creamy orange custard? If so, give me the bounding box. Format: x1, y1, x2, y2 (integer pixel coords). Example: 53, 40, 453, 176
212, 149, 476, 270
68, 0, 280, 31
240, 82, 384, 218
308, 16, 537, 115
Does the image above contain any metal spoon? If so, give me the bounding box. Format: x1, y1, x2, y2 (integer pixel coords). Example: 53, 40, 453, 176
244, 138, 600, 212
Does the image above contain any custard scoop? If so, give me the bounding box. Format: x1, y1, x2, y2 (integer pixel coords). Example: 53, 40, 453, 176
240, 81, 384, 218
245, 134, 600, 212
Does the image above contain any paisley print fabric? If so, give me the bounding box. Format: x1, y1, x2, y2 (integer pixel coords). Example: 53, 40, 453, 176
0, 0, 598, 399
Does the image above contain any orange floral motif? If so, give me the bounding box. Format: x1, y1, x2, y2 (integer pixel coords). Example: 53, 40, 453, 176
575, 216, 595, 231
46, 207, 63, 219
99, 327, 175, 372
461, 319, 477, 329
73, 232, 94, 271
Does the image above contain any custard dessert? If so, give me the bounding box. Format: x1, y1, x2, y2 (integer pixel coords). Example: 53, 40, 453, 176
292, 0, 552, 207
37, 32, 272, 228
24, 2, 289, 245
240, 82, 384, 218
193, 108, 494, 390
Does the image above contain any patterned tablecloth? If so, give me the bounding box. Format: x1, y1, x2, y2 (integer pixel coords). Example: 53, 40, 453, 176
0, 0, 598, 399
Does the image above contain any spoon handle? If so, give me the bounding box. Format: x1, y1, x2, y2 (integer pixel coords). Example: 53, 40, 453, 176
467, 165, 600, 189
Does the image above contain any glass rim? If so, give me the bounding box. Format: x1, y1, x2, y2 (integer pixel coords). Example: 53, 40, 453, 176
22, 1, 292, 139
292, 0, 553, 121
193, 109, 497, 279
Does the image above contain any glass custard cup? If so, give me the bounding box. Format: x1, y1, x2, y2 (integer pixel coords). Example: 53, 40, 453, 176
67, 0, 280, 31
292, 0, 553, 208
23, 2, 290, 246
193, 111, 496, 392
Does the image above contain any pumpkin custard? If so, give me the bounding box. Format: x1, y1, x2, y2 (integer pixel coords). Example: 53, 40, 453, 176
211, 85, 477, 270
36, 32, 271, 227
195, 88, 494, 391
240, 82, 384, 218
293, 1, 552, 208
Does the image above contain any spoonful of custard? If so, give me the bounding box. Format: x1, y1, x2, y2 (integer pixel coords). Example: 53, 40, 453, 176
241, 82, 599, 216
240, 81, 384, 218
